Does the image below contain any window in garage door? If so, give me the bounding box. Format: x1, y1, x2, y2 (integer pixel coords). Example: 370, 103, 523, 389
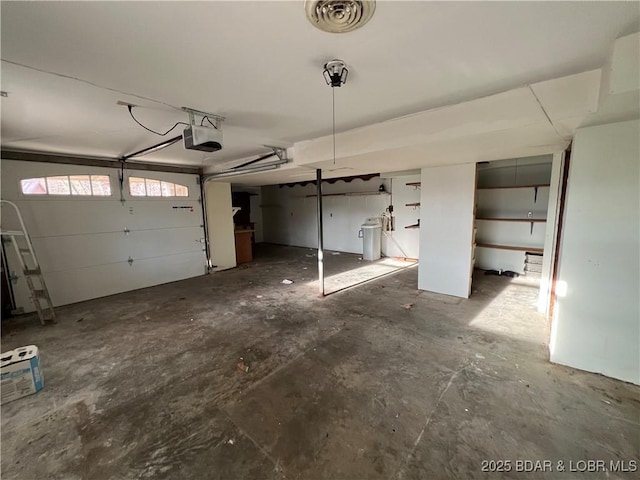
20, 175, 112, 196
129, 177, 189, 197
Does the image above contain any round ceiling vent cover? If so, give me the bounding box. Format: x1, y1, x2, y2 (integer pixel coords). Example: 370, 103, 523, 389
305, 0, 376, 33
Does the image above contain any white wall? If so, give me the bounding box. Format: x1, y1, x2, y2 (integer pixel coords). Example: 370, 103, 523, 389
205, 181, 236, 271
551, 119, 639, 384
1, 160, 206, 311
261, 174, 422, 258
418, 163, 476, 298
261, 176, 393, 255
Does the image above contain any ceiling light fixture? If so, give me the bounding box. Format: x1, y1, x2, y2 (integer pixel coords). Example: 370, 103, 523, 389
323, 60, 348, 165
323, 59, 349, 88
305, 0, 376, 33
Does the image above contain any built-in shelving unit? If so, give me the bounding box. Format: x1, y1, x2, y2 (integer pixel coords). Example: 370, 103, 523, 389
475, 158, 552, 274
477, 184, 550, 190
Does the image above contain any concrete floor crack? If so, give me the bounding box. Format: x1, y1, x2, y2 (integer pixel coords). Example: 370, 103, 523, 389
219, 407, 287, 479
395, 363, 469, 479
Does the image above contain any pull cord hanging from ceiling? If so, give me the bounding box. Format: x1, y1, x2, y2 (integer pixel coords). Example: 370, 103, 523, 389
332, 86, 336, 165
323, 59, 348, 165
317, 59, 349, 297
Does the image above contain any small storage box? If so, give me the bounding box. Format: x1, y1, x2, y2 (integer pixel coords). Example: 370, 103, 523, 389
1, 345, 44, 404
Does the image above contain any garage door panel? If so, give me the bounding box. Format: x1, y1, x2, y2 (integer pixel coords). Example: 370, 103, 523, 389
27, 227, 204, 273
31, 233, 131, 272
43, 251, 206, 307
5, 200, 126, 237
2, 162, 207, 313
129, 227, 204, 259
126, 201, 202, 230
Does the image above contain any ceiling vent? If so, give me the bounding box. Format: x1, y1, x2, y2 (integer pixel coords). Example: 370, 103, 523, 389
305, 0, 376, 33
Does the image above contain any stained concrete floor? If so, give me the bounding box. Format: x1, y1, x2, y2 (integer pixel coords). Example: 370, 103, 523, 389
1, 244, 638, 480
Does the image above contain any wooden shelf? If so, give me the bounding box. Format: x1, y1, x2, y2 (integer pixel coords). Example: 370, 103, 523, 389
476, 217, 546, 223
476, 242, 543, 254
477, 184, 550, 190
405, 202, 421, 207
406, 182, 421, 187
405, 224, 420, 229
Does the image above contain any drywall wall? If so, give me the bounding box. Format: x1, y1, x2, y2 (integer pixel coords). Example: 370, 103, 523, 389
205, 181, 236, 271
607, 32, 640, 96
418, 163, 476, 298
0, 160, 206, 310
261, 176, 392, 255
551, 119, 639, 384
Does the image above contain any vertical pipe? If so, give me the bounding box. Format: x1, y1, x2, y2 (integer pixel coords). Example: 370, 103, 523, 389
316, 168, 324, 297
200, 176, 212, 272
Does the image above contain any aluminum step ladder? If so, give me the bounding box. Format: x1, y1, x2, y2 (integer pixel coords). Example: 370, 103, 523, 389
1, 200, 56, 325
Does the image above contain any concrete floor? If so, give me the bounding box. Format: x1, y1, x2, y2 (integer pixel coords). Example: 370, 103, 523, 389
1, 245, 638, 479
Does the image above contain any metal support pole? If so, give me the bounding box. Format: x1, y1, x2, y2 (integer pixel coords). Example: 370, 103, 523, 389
316, 168, 324, 297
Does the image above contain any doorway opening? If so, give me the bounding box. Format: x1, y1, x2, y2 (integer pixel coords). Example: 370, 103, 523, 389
474, 155, 555, 302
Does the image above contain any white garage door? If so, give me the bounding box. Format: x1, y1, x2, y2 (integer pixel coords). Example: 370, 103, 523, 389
1, 159, 206, 312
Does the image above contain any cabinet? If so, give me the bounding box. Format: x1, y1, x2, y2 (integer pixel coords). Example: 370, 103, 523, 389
234, 230, 253, 264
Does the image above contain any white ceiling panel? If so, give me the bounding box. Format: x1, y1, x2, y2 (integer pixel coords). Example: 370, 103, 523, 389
1, 1, 638, 178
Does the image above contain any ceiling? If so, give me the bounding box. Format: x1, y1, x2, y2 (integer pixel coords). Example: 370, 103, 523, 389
1, 1, 639, 184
